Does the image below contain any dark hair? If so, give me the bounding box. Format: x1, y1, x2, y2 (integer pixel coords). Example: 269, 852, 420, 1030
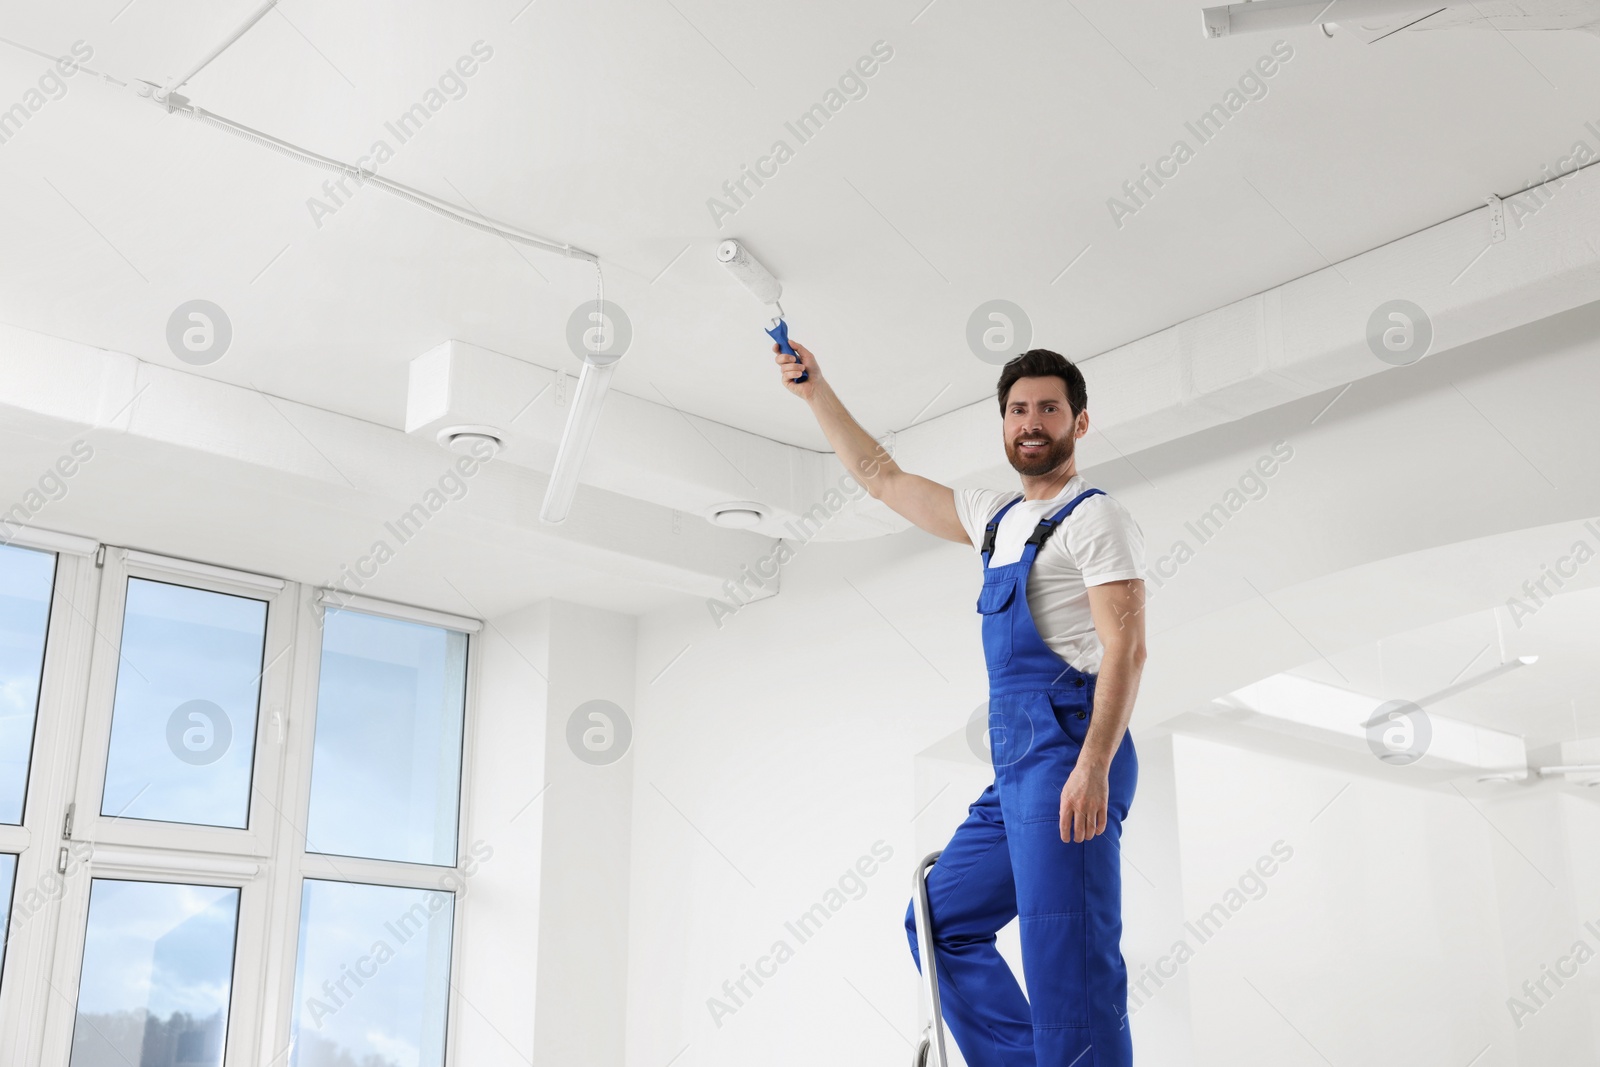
996, 349, 1086, 418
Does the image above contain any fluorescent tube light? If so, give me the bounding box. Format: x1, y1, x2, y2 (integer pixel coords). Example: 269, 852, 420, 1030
539, 360, 617, 524
1201, 0, 1447, 37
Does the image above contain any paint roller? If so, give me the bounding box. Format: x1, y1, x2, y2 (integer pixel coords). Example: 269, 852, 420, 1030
717, 239, 808, 383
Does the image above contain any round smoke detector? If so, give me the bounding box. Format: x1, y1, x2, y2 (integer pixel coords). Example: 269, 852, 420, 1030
436, 425, 504, 457
706, 501, 770, 529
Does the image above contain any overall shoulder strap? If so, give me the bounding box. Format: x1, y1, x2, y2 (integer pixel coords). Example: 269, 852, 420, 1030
980, 495, 1025, 562
1024, 487, 1105, 553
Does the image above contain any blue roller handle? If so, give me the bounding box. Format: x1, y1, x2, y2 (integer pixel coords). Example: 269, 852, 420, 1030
766, 318, 808, 383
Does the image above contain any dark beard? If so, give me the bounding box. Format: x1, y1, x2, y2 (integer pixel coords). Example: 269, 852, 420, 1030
1006, 432, 1074, 477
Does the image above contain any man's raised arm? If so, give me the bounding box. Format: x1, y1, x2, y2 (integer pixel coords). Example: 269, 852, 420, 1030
776, 339, 969, 545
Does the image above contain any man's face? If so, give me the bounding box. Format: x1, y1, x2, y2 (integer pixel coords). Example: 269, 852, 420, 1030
1002, 376, 1080, 476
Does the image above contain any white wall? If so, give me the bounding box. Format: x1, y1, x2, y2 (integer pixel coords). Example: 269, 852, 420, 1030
453, 602, 549, 1065
626, 531, 975, 1067
618, 532, 1600, 1066
455, 599, 637, 1066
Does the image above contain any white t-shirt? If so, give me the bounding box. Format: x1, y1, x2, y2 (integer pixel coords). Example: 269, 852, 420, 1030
953, 475, 1145, 673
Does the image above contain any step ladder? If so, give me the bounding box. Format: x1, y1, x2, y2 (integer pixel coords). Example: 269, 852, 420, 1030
911, 850, 949, 1067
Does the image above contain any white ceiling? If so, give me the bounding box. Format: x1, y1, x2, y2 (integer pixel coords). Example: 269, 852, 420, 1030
3, 0, 1600, 449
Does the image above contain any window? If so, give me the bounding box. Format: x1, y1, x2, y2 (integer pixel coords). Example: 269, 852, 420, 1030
306, 609, 468, 866
100, 579, 268, 828
0, 541, 480, 1065
0, 852, 16, 987
288, 879, 455, 1067
68, 879, 240, 1067
0, 543, 56, 825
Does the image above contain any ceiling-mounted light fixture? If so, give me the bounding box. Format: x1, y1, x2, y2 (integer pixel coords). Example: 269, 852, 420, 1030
706, 501, 771, 529
436, 425, 504, 457
1358, 655, 1537, 729
1201, 0, 1434, 37
1536, 764, 1600, 779
1201, 0, 1600, 38
540, 333, 623, 525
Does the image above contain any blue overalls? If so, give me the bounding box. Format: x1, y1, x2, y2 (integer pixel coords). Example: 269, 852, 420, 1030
906, 488, 1139, 1066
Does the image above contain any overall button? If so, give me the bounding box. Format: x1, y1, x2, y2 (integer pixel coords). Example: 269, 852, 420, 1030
1074, 677, 1084, 687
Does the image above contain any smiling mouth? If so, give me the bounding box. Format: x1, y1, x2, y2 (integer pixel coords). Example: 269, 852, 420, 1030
1015, 438, 1050, 452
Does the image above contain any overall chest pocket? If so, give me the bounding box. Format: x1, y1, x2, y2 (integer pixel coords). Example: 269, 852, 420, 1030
976, 577, 1017, 668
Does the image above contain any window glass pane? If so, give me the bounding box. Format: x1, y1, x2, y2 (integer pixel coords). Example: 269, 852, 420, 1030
69, 879, 239, 1067
0, 544, 56, 825
101, 579, 267, 828
306, 610, 466, 865
290, 878, 454, 1067
0, 852, 16, 986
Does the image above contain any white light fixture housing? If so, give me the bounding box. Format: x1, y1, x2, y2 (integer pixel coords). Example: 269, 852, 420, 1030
540, 345, 624, 525
1201, 0, 1450, 37
1358, 654, 1539, 729
705, 501, 771, 529
436, 424, 504, 457
1536, 763, 1600, 778
1476, 771, 1527, 784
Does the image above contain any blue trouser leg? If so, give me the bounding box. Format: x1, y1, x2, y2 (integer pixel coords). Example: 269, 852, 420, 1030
914, 691, 1139, 1066
1007, 815, 1132, 1065
905, 785, 1034, 1067
996, 690, 1139, 1066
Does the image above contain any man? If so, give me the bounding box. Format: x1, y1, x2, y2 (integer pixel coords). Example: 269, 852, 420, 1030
776, 340, 1146, 1066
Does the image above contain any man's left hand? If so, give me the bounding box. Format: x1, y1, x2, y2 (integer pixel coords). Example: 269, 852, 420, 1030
1060, 763, 1109, 843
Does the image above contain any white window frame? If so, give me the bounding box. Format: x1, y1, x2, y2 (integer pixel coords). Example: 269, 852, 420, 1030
0, 534, 98, 1066
257, 584, 482, 1067
72, 547, 295, 857
0, 532, 483, 1067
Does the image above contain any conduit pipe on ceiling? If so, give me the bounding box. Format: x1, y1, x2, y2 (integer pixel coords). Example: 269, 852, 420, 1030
156, 0, 281, 101
145, 85, 599, 263
133, 1, 599, 263
122, 1, 615, 521
17, 8, 621, 522
0, 33, 601, 263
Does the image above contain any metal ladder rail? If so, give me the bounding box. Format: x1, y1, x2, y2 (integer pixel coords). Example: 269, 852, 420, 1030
912, 850, 949, 1067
